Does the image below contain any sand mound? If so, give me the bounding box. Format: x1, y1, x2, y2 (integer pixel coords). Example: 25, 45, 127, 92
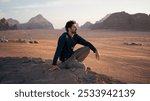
0, 57, 125, 84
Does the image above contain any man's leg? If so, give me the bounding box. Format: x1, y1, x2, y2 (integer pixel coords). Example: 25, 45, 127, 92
66, 46, 90, 69
58, 55, 75, 69
58, 46, 90, 69
74, 46, 90, 62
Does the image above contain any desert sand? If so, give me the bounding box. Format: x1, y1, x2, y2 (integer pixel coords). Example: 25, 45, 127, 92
0, 29, 150, 83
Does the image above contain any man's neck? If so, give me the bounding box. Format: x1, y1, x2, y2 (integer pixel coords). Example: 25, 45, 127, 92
68, 32, 74, 38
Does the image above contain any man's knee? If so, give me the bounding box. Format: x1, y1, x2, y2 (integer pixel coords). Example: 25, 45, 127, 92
83, 46, 90, 54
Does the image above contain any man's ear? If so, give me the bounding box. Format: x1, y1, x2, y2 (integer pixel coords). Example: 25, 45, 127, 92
68, 27, 71, 31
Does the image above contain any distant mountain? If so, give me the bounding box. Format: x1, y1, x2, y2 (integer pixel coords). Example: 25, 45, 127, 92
19, 14, 54, 29
0, 18, 17, 30
95, 14, 111, 24
80, 21, 93, 29
7, 18, 20, 26
80, 14, 111, 29
1, 12, 150, 31
0, 14, 54, 30
91, 12, 150, 31
0, 18, 9, 30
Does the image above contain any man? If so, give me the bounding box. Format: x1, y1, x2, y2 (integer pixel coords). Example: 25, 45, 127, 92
50, 20, 100, 71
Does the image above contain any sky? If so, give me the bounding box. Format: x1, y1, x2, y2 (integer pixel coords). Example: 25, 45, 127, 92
0, 0, 150, 29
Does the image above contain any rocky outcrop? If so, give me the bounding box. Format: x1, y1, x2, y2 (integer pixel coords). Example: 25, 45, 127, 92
91, 12, 150, 31
0, 57, 124, 84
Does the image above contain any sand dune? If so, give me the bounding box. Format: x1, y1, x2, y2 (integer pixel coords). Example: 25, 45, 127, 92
0, 29, 150, 83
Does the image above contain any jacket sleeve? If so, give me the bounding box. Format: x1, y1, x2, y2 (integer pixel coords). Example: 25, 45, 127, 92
77, 34, 97, 53
52, 35, 66, 65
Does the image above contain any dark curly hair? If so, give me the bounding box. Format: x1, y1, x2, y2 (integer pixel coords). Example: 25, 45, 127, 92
65, 20, 76, 32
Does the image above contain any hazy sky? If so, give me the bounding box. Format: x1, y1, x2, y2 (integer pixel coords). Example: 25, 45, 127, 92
0, 0, 150, 29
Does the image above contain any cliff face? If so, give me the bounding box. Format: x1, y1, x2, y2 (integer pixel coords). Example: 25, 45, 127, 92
0, 57, 124, 84
91, 12, 150, 31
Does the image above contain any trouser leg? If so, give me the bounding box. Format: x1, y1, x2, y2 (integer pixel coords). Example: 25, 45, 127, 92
58, 46, 90, 69
58, 56, 74, 69
74, 46, 90, 62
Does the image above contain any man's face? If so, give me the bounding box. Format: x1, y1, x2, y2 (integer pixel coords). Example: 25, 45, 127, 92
70, 24, 77, 34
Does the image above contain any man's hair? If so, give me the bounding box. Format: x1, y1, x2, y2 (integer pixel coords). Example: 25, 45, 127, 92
65, 20, 76, 32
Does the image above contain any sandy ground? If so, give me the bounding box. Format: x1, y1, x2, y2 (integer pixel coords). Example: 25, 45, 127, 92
0, 29, 150, 83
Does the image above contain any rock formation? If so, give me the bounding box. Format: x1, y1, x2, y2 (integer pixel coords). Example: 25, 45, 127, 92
0, 57, 125, 84
0, 18, 9, 30
90, 12, 150, 31
19, 14, 54, 29
7, 18, 20, 26
0, 14, 54, 30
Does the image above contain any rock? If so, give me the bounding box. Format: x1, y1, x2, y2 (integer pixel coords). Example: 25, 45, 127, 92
47, 69, 79, 84
33, 40, 39, 44
17, 38, 28, 43
124, 42, 142, 46
29, 40, 39, 44
0, 57, 125, 84
0, 36, 8, 43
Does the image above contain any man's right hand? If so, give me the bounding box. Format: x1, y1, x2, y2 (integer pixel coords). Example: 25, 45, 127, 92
49, 65, 61, 71
95, 49, 100, 60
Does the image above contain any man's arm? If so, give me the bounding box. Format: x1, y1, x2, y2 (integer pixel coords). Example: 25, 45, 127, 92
77, 34, 100, 60
77, 34, 96, 53
52, 34, 66, 65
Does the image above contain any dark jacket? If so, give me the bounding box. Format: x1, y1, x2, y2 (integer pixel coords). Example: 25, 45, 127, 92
52, 32, 96, 65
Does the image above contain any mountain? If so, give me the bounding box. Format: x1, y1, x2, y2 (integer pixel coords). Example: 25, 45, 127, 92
19, 14, 54, 29
131, 13, 150, 30
0, 14, 54, 30
0, 18, 9, 30
80, 21, 93, 29
0, 18, 17, 30
7, 18, 20, 26
91, 12, 150, 31
95, 14, 111, 24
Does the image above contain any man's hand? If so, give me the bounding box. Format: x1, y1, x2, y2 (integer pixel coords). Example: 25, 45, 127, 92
95, 49, 100, 60
49, 65, 61, 71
